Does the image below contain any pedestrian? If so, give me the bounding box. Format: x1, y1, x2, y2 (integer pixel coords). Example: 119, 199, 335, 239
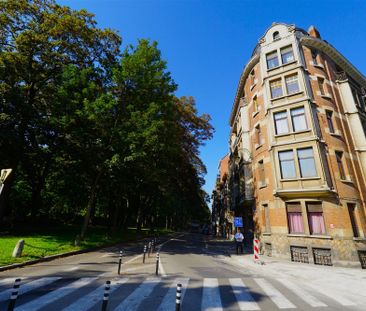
234, 228, 244, 255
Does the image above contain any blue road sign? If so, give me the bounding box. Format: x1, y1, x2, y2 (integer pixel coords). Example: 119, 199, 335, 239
234, 217, 243, 227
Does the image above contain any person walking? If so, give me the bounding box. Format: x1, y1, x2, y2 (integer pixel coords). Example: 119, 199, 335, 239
234, 228, 244, 255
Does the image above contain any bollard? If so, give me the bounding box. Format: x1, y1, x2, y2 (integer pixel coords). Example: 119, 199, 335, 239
7, 278, 21, 311
12, 240, 24, 258
253, 239, 260, 262
175, 283, 182, 311
101, 280, 111, 311
117, 250, 123, 275
148, 242, 152, 257
143, 244, 147, 264
155, 252, 160, 276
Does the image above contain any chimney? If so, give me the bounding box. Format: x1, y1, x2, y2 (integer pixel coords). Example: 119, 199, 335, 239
308, 25, 321, 38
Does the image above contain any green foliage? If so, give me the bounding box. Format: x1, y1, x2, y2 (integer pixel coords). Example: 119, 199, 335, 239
0, 0, 213, 236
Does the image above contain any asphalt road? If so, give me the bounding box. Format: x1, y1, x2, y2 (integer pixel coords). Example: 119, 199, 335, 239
0, 232, 363, 311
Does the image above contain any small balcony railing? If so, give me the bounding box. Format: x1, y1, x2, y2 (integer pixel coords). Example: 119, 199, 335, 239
335, 71, 347, 82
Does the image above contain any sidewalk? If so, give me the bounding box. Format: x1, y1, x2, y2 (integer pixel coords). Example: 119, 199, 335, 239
209, 236, 366, 306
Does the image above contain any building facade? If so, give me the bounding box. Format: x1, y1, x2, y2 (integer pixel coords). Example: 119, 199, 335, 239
228, 23, 366, 268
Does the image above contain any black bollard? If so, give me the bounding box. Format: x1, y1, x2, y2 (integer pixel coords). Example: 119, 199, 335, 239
175, 283, 182, 311
101, 280, 111, 311
117, 250, 123, 275
155, 252, 160, 276
143, 244, 147, 264
7, 278, 21, 311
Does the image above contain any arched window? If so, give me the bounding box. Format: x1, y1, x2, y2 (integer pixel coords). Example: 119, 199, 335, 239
273, 31, 280, 41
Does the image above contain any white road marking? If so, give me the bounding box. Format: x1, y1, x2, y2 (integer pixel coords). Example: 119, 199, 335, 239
61, 278, 128, 311
159, 255, 167, 277
254, 278, 296, 309
305, 281, 356, 306
201, 278, 223, 311
64, 266, 79, 271
229, 278, 260, 310
278, 278, 327, 307
16, 277, 97, 311
0, 277, 25, 287
124, 254, 142, 264
156, 278, 189, 311
124, 264, 154, 272
0, 277, 61, 302
113, 277, 161, 311
101, 253, 115, 258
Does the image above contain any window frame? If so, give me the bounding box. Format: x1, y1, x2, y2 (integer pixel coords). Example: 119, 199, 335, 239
286, 202, 304, 234
278, 150, 296, 179
280, 46, 295, 65
290, 106, 307, 132
325, 110, 335, 133
306, 202, 326, 235
318, 77, 326, 95
285, 74, 300, 95
270, 78, 283, 98
258, 160, 266, 186
273, 106, 308, 136
335, 151, 347, 180
266, 51, 279, 70
297, 147, 317, 178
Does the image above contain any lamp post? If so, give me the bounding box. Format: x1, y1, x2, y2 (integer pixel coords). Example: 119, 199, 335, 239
0, 169, 12, 195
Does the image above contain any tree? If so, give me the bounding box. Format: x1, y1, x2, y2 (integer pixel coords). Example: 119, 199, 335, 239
0, 0, 121, 222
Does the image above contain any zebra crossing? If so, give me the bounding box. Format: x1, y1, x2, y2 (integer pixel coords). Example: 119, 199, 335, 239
0, 275, 358, 310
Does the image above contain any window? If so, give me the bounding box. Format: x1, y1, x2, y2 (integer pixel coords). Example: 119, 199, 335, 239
307, 202, 326, 235
256, 125, 263, 146
281, 46, 294, 64
267, 51, 279, 69
297, 148, 317, 177
318, 77, 325, 95
335, 151, 346, 180
279, 150, 296, 179
348, 203, 359, 237
273, 31, 280, 41
250, 69, 255, 85
285, 74, 300, 95
326, 110, 335, 133
253, 95, 258, 113
287, 202, 304, 233
258, 160, 265, 185
311, 49, 318, 65
274, 110, 289, 134
270, 79, 283, 98
291, 107, 307, 132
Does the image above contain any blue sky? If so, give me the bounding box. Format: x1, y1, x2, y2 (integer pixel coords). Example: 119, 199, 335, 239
59, 0, 366, 205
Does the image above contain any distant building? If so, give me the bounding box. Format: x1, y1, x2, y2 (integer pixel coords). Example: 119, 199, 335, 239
211, 154, 231, 237
228, 23, 366, 268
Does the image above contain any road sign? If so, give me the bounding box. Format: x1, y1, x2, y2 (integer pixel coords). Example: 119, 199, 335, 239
0, 168, 12, 195
0, 169, 12, 183
234, 217, 243, 227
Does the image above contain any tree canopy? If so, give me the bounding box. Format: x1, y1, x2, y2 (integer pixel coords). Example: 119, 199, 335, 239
0, 0, 213, 236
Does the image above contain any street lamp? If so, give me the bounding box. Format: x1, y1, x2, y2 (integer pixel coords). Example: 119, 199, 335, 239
0, 169, 12, 195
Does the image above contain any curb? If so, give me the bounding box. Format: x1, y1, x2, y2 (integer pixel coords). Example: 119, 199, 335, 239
0, 232, 177, 272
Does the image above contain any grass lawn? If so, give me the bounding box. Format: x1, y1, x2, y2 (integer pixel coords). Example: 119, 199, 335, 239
0, 225, 172, 267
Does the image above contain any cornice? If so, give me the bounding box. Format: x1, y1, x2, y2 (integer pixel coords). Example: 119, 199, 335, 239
300, 36, 366, 88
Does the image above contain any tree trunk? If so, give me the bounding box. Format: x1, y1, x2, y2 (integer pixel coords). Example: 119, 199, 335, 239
80, 171, 102, 240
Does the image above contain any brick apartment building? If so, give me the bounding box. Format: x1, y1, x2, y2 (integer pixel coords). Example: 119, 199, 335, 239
223, 23, 366, 268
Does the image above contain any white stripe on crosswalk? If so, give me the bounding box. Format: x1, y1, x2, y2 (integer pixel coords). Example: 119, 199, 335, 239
277, 278, 327, 307
229, 278, 260, 310
0, 278, 24, 287
16, 277, 97, 311
305, 281, 356, 306
0, 277, 61, 302
254, 278, 296, 309
201, 278, 223, 311
113, 277, 161, 311
156, 278, 189, 311
61, 278, 128, 311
